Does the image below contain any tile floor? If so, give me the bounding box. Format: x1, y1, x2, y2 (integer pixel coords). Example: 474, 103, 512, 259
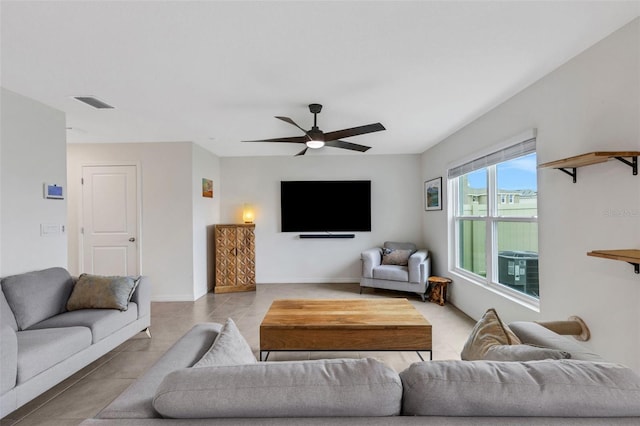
1, 283, 475, 425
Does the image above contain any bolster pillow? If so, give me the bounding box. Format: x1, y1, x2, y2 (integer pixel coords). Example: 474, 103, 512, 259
400, 359, 640, 417
153, 358, 402, 418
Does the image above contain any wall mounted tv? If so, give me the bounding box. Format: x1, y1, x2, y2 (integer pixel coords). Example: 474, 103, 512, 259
280, 180, 371, 232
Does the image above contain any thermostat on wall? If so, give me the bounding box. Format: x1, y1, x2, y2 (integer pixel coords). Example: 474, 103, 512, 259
44, 183, 64, 200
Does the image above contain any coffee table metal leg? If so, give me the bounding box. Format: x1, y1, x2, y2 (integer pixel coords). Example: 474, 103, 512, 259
416, 351, 432, 361
260, 351, 270, 362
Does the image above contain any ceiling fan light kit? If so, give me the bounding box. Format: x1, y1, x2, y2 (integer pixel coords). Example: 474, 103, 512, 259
242, 103, 385, 156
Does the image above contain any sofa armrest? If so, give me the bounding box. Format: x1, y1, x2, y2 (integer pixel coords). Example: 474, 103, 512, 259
0, 325, 17, 394
361, 248, 382, 278
408, 249, 429, 284
131, 276, 151, 320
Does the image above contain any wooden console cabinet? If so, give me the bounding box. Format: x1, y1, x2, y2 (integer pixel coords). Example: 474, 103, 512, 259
213, 224, 256, 293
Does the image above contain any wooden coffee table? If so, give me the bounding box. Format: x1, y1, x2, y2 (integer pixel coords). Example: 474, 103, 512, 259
259, 298, 432, 361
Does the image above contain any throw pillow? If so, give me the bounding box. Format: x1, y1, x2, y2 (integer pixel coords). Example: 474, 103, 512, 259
381, 248, 413, 266
460, 308, 521, 360
483, 344, 571, 361
192, 318, 256, 367
66, 273, 140, 311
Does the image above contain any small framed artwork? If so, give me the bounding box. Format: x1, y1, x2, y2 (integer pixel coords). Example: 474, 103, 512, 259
202, 178, 213, 198
425, 177, 442, 211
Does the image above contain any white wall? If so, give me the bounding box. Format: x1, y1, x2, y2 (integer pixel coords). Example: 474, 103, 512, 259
220, 154, 423, 283
67, 142, 218, 301
191, 143, 220, 299
421, 19, 640, 370
0, 88, 67, 276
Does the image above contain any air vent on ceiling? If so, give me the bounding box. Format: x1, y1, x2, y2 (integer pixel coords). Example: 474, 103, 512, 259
73, 96, 114, 109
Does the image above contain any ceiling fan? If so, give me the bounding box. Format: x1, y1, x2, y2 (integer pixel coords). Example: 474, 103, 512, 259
242, 104, 385, 156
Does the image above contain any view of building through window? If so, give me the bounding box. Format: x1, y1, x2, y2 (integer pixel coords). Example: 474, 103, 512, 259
454, 152, 538, 299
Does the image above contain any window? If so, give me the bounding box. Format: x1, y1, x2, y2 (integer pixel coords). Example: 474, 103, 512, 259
449, 136, 538, 301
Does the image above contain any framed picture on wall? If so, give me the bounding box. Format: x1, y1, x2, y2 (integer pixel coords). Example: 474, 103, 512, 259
425, 177, 442, 211
202, 178, 213, 198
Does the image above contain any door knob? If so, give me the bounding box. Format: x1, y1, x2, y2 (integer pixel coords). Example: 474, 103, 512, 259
129, 237, 136, 242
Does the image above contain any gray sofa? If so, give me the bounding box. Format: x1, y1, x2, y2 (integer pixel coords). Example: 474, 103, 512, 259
81, 320, 640, 425
0, 267, 151, 418
360, 241, 431, 301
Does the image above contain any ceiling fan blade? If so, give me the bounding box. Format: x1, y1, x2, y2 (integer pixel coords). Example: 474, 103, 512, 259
242, 135, 308, 144
275, 116, 310, 136
323, 123, 385, 141
325, 140, 371, 152
295, 147, 308, 156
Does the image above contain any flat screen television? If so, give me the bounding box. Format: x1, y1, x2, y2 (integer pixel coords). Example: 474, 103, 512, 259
280, 180, 371, 232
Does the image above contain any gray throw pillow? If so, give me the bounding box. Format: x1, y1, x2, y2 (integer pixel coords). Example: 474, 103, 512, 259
153, 358, 402, 418
192, 318, 256, 367
66, 273, 139, 311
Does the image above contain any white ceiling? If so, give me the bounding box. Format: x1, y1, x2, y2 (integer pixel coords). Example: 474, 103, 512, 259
2, 1, 639, 157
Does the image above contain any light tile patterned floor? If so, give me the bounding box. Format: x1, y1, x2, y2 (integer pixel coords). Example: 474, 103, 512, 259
1, 283, 474, 425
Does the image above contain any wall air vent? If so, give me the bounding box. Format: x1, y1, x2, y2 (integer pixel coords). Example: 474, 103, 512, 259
73, 96, 114, 109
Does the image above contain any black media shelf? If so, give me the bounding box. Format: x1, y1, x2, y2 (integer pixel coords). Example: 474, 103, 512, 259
299, 234, 355, 239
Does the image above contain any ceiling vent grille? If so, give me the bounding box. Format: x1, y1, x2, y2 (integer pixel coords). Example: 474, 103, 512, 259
73, 96, 114, 109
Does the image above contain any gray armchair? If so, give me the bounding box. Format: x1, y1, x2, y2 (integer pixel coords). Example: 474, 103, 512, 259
360, 241, 431, 301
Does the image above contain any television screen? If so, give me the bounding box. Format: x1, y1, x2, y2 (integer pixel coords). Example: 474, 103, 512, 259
281, 180, 371, 232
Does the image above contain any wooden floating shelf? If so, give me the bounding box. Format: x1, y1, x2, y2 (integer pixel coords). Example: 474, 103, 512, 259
539, 151, 639, 183
587, 249, 640, 274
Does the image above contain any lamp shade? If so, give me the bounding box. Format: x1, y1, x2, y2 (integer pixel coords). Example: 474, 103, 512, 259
242, 204, 255, 223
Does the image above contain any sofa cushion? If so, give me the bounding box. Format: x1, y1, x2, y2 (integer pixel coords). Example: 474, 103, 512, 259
383, 241, 417, 252
0, 290, 18, 331
97, 322, 223, 419
16, 327, 92, 383
28, 303, 138, 343
0, 326, 18, 394
381, 248, 413, 266
483, 344, 571, 361
509, 321, 603, 361
193, 318, 256, 367
153, 358, 402, 418
400, 360, 640, 417
66, 274, 140, 311
1, 267, 74, 330
373, 265, 409, 282
461, 308, 521, 360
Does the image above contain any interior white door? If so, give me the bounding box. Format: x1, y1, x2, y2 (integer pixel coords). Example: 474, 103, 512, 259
82, 165, 139, 276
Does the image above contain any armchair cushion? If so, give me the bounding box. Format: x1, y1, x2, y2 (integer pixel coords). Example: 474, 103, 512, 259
381, 248, 413, 266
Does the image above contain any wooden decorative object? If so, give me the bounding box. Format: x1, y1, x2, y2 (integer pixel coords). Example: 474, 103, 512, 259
428, 276, 452, 306
536, 316, 590, 341
213, 224, 256, 293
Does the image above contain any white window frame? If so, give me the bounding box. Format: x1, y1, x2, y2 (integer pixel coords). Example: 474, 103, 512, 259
447, 130, 539, 308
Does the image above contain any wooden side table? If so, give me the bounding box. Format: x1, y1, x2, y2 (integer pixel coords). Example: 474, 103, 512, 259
428, 276, 452, 306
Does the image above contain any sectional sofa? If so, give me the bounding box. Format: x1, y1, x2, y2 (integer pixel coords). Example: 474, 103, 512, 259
0, 267, 150, 418
81, 318, 640, 425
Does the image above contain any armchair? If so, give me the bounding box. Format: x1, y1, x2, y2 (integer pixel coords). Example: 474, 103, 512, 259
360, 241, 431, 301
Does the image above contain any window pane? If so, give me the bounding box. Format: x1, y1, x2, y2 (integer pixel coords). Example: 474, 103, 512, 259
458, 220, 486, 277
496, 221, 539, 298
458, 169, 487, 216
496, 153, 537, 217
